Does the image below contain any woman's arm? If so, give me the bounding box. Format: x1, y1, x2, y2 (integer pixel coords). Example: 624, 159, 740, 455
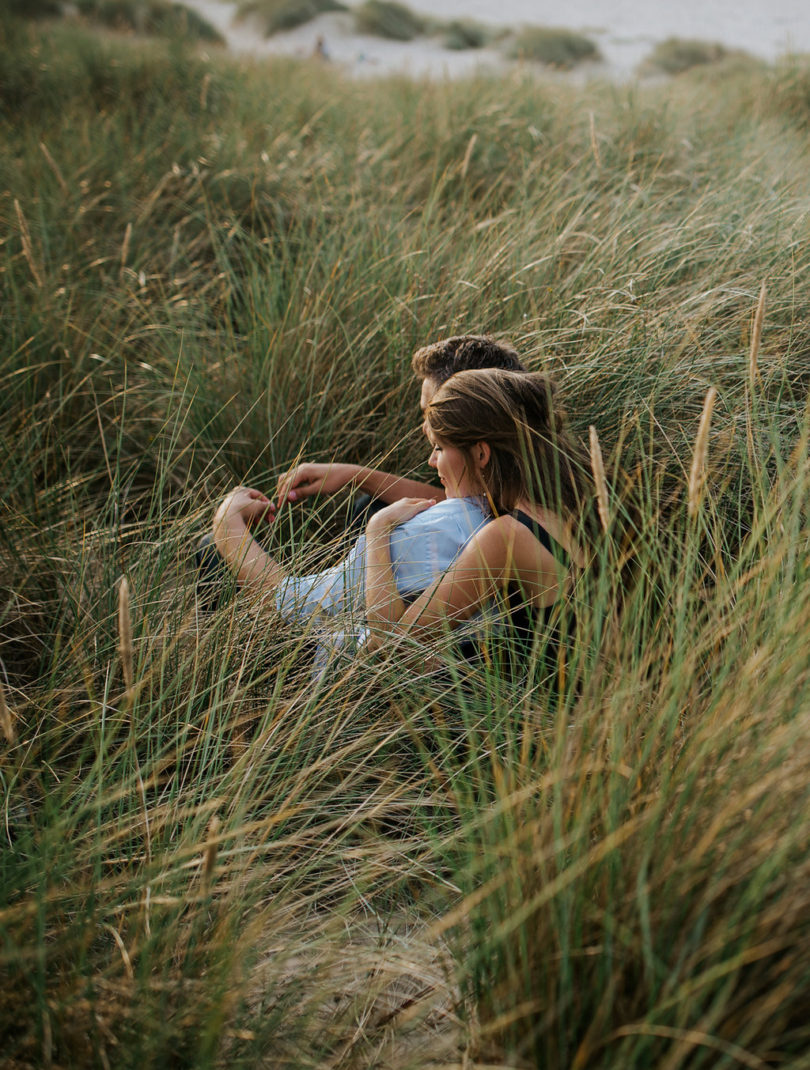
364, 497, 437, 641
365, 516, 562, 653
212, 487, 286, 591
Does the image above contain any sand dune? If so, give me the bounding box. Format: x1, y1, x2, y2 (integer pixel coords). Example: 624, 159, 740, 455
183, 0, 809, 81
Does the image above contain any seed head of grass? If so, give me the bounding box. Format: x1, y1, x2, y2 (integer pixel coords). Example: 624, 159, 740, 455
14, 198, 43, 288
202, 813, 221, 891
0, 679, 16, 745
589, 425, 610, 533
749, 280, 767, 387
39, 140, 67, 195
118, 575, 134, 696
688, 387, 718, 518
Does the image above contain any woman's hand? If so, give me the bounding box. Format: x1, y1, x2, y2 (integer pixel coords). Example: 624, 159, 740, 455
365, 500, 437, 646
366, 497, 437, 537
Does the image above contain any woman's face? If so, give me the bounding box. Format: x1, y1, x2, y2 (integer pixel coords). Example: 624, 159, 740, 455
427, 430, 482, 498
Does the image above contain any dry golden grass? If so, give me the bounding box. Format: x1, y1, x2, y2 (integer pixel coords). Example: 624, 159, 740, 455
588, 425, 609, 533
117, 575, 135, 696
13, 197, 43, 289
687, 386, 718, 519
0, 679, 16, 745
749, 279, 767, 388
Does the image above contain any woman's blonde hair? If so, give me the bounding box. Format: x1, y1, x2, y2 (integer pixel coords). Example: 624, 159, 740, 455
426, 369, 593, 520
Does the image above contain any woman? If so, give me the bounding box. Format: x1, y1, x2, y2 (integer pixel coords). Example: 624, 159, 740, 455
362, 369, 592, 669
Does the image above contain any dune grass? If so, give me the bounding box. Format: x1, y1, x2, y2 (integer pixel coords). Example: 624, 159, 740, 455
510, 25, 601, 69
236, 0, 346, 37
354, 0, 427, 42
74, 0, 225, 43
441, 18, 491, 51
236, 0, 493, 55
641, 36, 751, 76
3, 10, 810, 1066
240, 0, 492, 56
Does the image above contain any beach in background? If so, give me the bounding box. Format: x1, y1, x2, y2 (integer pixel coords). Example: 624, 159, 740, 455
183, 0, 810, 78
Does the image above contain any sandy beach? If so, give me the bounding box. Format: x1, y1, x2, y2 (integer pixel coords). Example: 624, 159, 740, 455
183, 0, 810, 81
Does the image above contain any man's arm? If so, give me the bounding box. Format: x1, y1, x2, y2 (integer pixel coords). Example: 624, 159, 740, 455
274, 462, 443, 508
212, 487, 285, 589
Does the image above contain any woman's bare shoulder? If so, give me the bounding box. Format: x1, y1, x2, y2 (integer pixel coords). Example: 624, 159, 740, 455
460, 513, 556, 571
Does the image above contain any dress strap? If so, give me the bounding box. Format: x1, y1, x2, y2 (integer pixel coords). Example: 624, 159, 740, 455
510, 509, 566, 562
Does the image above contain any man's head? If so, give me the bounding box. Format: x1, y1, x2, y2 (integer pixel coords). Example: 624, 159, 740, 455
411, 334, 528, 427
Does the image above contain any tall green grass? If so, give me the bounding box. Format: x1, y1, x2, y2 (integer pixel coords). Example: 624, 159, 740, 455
3, 12, 810, 1066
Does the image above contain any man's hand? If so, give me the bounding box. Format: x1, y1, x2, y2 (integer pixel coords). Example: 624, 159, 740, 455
213, 486, 275, 533
274, 462, 361, 508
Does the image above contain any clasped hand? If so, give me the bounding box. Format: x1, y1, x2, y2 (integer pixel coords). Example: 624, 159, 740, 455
365, 497, 436, 536
213, 463, 360, 533
213, 486, 275, 530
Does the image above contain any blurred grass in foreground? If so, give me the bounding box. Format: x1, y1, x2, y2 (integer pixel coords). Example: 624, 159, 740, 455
2, 10, 810, 1067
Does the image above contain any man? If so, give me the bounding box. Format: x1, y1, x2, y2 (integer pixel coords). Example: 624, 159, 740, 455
272, 334, 527, 511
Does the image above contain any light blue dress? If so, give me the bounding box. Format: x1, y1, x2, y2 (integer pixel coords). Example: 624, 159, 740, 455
273, 497, 489, 670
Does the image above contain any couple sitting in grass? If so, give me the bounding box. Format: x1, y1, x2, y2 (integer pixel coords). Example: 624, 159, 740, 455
204, 335, 591, 674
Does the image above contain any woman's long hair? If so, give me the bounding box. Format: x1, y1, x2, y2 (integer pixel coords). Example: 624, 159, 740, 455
426, 369, 595, 530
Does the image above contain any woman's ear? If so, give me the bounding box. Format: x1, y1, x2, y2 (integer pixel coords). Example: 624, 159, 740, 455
474, 441, 491, 469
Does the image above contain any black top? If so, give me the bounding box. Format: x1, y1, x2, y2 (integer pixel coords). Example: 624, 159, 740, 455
458, 509, 571, 679
507, 508, 569, 647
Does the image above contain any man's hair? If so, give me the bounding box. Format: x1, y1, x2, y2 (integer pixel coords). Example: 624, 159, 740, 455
411, 335, 527, 385
427, 368, 592, 521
